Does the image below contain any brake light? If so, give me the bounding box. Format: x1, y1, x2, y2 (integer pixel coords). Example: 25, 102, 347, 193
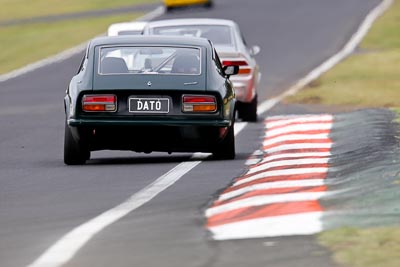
222, 60, 248, 66
222, 60, 251, 75
182, 95, 217, 113
82, 95, 117, 112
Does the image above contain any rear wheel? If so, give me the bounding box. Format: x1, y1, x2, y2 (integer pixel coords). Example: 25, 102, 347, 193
64, 121, 89, 165
239, 95, 258, 122
213, 124, 235, 160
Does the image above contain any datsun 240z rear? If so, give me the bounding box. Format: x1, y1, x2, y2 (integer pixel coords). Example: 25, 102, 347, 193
64, 36, 239, 165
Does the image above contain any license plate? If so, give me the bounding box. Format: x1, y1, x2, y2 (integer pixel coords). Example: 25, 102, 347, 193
129, 97, 170, 114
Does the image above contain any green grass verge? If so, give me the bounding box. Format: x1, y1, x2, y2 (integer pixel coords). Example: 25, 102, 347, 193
319, 227, 400, 267
285, 0, 400, 108
0, 13, 143, 74
0, 0, 157, 22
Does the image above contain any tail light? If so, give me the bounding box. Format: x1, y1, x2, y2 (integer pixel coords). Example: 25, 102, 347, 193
222, 59, 251, 75
82, 95, 117, 112
182, 95, 217, 113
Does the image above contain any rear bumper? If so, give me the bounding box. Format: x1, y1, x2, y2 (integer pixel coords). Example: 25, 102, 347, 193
68, 119, 231, 153
68, 118, 231, 127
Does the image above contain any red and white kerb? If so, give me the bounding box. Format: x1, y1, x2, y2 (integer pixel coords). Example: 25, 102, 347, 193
206, 114, 334, 240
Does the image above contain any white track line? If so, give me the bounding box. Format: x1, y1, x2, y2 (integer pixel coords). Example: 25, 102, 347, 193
235, 122, 248, 135
245, 150, 264, 166
27, 159, 204, 267
266, 123, 332, 138
266, 115, 333, 129
248, 158, 329, 175
27, 122, 246, 267
0, 6, 164, 84
0, 43, 88, 84
234, 167, 328, 187
206, 192, 329, 217
245, 158, 262, 166
135, 6, 164, 22
218, 179, 327, 201
209, 212, 324, 240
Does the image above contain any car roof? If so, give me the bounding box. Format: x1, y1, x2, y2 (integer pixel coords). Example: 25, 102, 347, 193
145, 19, 240, 52
107, 21, 147, 36
89, 35, 212, 48
146, 18, 237, 28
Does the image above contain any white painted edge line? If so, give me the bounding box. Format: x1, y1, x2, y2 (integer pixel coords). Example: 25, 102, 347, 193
252, 150, 264, 156
256, 0, 394, 116
0, 6, 164, 84
245, 158, 262, 166
27, 121, 247, 267
234, 122, 248, 135
218, 179, 327, 202
0, 43, 87, 84
245, 150, 264, 165
27, 159, 204, 267
266, 123, 332, 138
209, 212, 324, 240
266, 115, 333, 129
135, 6, 165, 22
248, 158, 329, 175
234, 167, 329, 187
206, 192, 329, 217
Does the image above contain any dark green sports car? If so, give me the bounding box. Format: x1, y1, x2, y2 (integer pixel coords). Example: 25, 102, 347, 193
64, 36, 239, 165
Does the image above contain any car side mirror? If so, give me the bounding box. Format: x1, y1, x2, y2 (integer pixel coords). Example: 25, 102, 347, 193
249, 45, 260, 56
223, 65, 239, 77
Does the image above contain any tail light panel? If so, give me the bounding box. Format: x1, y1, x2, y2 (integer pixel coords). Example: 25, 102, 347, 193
82, 94, 117, 112
182, 95, 217, 113
222, 59, 252, 75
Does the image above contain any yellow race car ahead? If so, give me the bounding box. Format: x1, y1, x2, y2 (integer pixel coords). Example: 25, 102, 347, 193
164, 0, 213, 11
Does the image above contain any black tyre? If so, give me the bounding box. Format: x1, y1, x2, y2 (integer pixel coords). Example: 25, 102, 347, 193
64, 121, 89, 165
239, 95, 258, 122
213, 124, 235, 160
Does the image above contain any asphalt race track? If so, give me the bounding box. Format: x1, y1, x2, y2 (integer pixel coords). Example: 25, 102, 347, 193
0, 0, 383, 266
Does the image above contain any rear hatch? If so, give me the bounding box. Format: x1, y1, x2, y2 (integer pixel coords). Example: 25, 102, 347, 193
93, 45, 207, 91
79, 45, 224, 120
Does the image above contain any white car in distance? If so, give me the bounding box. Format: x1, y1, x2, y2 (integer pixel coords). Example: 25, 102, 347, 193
107, 21, 147, 36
